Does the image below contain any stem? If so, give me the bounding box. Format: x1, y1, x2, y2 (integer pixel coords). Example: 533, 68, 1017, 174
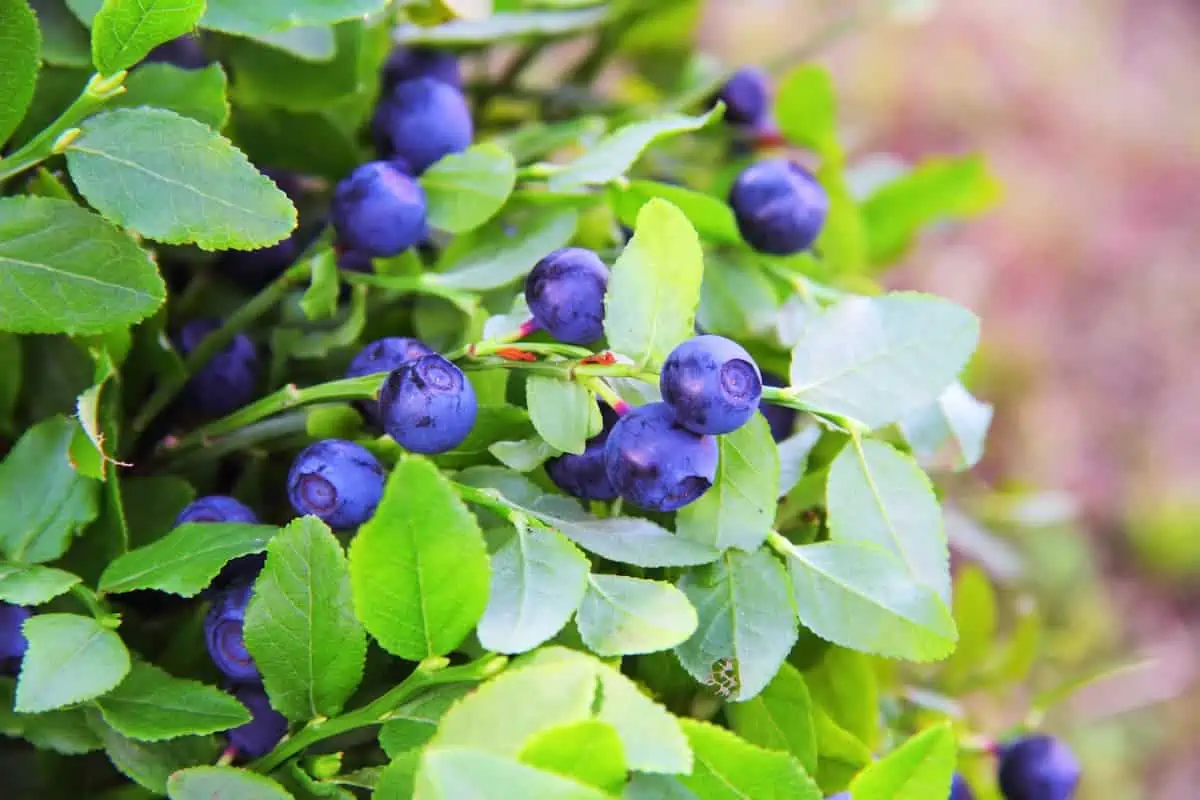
250, 654, 507, 774
583, 377, 630, 415
71, 584, 110, 621
157, 409, 315, 470
452, 482, 527, 524
0, 72, 127, 183
453, 340, 594, 361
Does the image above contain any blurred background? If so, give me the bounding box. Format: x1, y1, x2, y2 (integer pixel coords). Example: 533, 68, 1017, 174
691, 1, 1200, 797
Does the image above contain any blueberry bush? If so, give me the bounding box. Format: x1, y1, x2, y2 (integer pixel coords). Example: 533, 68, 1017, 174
0, 1, 1084, 798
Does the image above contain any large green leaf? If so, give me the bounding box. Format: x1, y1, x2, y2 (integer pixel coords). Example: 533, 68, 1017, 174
415, 748, 610, 800
91, 0, 205, 75
98, 522, 275, 596
66, 108, 297, 250
0, 415, 100, 563
0, 563, 80, 605
349, 457, 490, 660
244, 516, 366, 722
0, 197, 165, 335
95, 662, 251, 741
604, 198, 704, 367
200, 0, 387, 36
518, 720, 626, 793
848, 724, 956, 800
421, 143, 517, 234
167, 766, 292, 800
525, 374, 600, 455
727, 662, 817, 774
576, 574, 697, 657
787, 293, 980, 430
0, 0, 40, 146
679, 719, 821, 800
674, 549, 797, 701
612, 180, 742, 246
899, 382, 993, 471
113, 62, 229, 129
431, 209, 578, 291
16, 613, 130, 713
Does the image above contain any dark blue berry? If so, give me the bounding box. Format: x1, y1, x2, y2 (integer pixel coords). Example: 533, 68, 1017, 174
143, 35, 210, 70
998, 735, 1081, 800
378, 355, 477, 454
545, 406, 620, 502
760, 371, 797, 442
331, 161, 427, 258
603, 403, 718, 512
205, 583, 259, 683
227, 685, 288, 758
382, 46, 462, 91
951, 774, 974, 800
661, 335, 762, 435
177, 320, 258, 417
524, 247, 609, 345
287, 439, 386, 529
336, 248, 374, 274
176, 496, 258, 525
0, 602, 30, 673
377, 77, 473, 174
716, 67, 771, 126
346, 337, 435, 423
729, 159, 829, 255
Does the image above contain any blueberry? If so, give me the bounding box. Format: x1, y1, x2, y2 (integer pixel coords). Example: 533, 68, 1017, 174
545, 406, 620, 502
951, 774, 974, 800
227, 685, 288, 759
729, 159, 829, 255
143, 35, 210, 70
603, 403, 718, 511
176, 496, 258, 525
177, 320, 258, 417
660, 335, 762, 435
382, 46, 462, 91
760, 371, 797, 442
346, 337, 435, 423
998, 735, 1081, 800
331, 160, 427, 258
0, 602, 30, 674
377, 77, 473, 173
336, 248, 374, 274
287, 439, 386, 529
524, 247, 610, 345
205, 583, 259, 683
378, 355, 477, 454
716, 67, 770, 126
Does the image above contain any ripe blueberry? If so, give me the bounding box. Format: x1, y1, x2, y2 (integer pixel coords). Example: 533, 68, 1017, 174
287, 439, 386, 529
378, 355, 477, 454
382, 46, 462, 91
716, 67, 771, 126
177, 320, 258, 417
998, 735, 1081, 800
760, 371, 797, 442
0, 602, 30, 674
524, 247, 610, 345
729, 159, 829, 255
227, 685, 288, 759
661, 335, 763, 435
545, 406, 620, 502
337, 248, 373, 274
331, 160, 427, 258
377, 77, 473, 173
176, 496, 258, 525
205, 582, 259, 684
144, 35, 210, 70
603, 403, 718, 511
951, 774, 974, 800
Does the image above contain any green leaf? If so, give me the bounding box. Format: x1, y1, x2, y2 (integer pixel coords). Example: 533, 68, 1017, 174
676, 415, 778, 551
576, 574, 697, 657
113, 62, 229, 129
0, 415, 100, 563
547, 106, 722, 190
811, 706, 872, 794
944, 565, 996, 684
393, 7, 607, 45
604, 198, 704, 366
848, 724, 956, 800
252, 24, 335, 61
16, 613, 130, 712
697, 252, 779, 338
277, 283, 367, 360
727, 663, 817, 774
477, 521, 589, 654
518, 720, 627, 793
779, 540, 957, 661
804, 647, 878, 749
200, 0, 386, 37
899, 382, 993, 471
0, 197, 166, 335
167, 766, 293, 800
625, 774, 699, 799
421, 143, 517, 234
612, 180, 742, 246
29, 1, 91, 67
528, 504, 721, 568
416, 748, 610, 800
0, 0, 40, 146
244, 516, 366, 722
489, 436, 560, 472
0, 680, 102, 753
525, 374, 599, 455
349, 456, 490, 660
788, 293, 980, 430
0, 563, 80, 605
66, 108, 297, 250
71, 342, 118, 480
674, 549, 797, 701
862, 155, 1000, 265
827, 438, 950, 601
95, 661, 251, 741
679, 719, 821, 800
89, 711, 219, 794
299, 250, 340, 321
431, 208, 578, 291
91, 0, 205, 75
378, 684, 474, 758
229, 104, 363, 181
226, 22, 369, 114
775, 65, 839, 159
98, 522, 276, 596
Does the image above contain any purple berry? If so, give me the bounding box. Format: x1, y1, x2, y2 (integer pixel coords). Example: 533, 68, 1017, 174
205, 583, 258, 683
227, 685, 288, 758
951, 774, 974, 800
759, 372, 797, 442
336, 248, 374, 274
331, 160, 427, 257
377, 78, 473, 173
661, 335, 762, 435
143, 35, 210, 70
545, 407, 620, 502
346, 337, 435, 423
378, 355, 477, 455
729, 159, 829, 255
998, 735, 1081, 800
287, 440, 386, 530
382, 46, 461, 91
175, 496, 258, 525
603, 403, 718, 512
0, 602, 31, 673
524, 247, 610, 345
177, 320, 258, 417
716, 67, 771, 126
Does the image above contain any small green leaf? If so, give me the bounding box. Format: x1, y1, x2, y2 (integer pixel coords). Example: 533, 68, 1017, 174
848, 724, 956, 800
416, 747, 610, 799
604, 198, 704, 367
16, 613, 130, 713
518, 720, 626, 793
679, 719, 821, 800
528, 505, 720, 568
674, 549, 797, 701
89, 711, 219, 794
0, 563, 80, 605
393, 8, 608, 45
431, 208, 578, 291
489, 436, 559, 472
113, 62, 229, 129
244, 517, 366, 722
0, 197, 165, 335
378, 684, 474, 758
944, 565, 996, 684
349, 457, 490, 660
98, 522, 276, 597
0, 415, 100, 563
91, 0, 205, 75
899, 382, 993, 471
0, 0, 40, 146
66, 108, 297, 250
727, 663, 817, 774
525, 375, 598, 455
421, 143, 517, 234
95, 661, 251, 741
576, 574, 697, 657
775, 65, 839, 160
298, 250, 340, 321
611, 180, 742, 246
71, 343, 117, 481
167, 766, 293, 800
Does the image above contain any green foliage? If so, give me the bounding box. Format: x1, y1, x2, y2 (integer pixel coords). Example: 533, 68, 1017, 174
0, 563, 80, 605
679, 718, 821, 800
576, 573, 698, 656
90, 0, 205, 75
525, 374, 600, 454
16, 613, 130, 712
420, 143, 518, 233
848, 723, 957, 800
113, 63, 230, 129
0, 0, 40, 147
167, 766, 292, 800
95, 662, 251, 741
